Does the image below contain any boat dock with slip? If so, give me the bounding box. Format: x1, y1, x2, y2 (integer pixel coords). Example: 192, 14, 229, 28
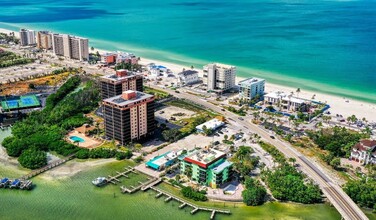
149, 186, 231, 220
0, 177, 33, 190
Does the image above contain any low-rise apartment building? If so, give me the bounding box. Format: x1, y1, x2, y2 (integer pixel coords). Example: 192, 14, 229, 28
180, 148, 232, 189
238, 77, 265, 100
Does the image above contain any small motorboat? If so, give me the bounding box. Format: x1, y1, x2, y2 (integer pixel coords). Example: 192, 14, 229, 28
10, 179, 21, 189
0, 178, 10, 188
92, 177, 107, 187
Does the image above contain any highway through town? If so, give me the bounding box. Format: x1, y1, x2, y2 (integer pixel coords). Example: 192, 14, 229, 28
2, 46, 368, 219
154, 86, 369, 220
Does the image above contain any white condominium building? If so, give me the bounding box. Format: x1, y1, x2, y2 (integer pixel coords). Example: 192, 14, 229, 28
19, 29, 36, 46
203, 63, 236, 92
51, 34, 89, 61
238, 77, 265, 100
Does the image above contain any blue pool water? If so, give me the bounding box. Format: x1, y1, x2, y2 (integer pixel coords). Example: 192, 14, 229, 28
0, 0, 375, 103
69, 136, 85, 143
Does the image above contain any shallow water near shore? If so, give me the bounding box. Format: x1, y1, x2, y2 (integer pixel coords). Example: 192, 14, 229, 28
0, 160, 342, 220
1, 129, 376, 220
0, 0, 376, 103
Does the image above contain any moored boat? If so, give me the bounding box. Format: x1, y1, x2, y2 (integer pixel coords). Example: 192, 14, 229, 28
92, 177, 107, 187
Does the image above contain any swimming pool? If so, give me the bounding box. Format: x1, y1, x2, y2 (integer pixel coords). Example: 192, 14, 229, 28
69, 136, 85, 143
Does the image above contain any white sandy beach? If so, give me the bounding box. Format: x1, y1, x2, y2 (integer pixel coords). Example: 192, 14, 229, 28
1, 28, 375, 122
137, 56, 376, 123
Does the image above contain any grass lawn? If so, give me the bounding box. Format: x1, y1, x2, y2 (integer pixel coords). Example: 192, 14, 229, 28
166, 99, 216, 116
144, 86, 171, 100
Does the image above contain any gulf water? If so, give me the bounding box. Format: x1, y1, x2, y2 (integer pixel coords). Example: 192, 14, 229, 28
0, 0, 375, 103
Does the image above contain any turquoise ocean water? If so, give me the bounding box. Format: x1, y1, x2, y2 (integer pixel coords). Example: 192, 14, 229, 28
0, 0, 375, 103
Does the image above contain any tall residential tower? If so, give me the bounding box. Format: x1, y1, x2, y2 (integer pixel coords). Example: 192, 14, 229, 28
100, 69, 143, 99
102, 90, 155, 145
203, 63, 236, 93
51, 34, 89, 61
36, 31, 52, 50
19, 29, 36, 46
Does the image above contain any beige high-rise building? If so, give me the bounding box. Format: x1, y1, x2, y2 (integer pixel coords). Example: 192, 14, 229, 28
51, 33, 89, 61
36, 31, 52, 49
203, 63, 236, 92
103, 90, 155, 145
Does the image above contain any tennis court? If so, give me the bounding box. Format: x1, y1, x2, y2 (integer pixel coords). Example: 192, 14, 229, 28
1, 95, 41, 111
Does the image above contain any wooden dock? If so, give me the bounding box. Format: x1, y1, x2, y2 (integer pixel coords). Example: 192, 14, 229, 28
106, 167, 138, 185
120, 177, 161, 194
150, 187, 231, 220
19, 153, 76, 180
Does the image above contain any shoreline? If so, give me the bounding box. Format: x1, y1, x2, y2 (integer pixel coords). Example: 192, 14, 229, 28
1, 27, 376, 122
136, 54, 376, 122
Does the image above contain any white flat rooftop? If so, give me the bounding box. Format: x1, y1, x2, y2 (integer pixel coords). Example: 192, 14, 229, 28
196, 118, 225, 131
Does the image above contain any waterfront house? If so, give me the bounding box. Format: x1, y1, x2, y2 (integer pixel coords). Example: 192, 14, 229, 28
349, 140, 376, 165
177, 70, 200, 85
264, 91, 307, 112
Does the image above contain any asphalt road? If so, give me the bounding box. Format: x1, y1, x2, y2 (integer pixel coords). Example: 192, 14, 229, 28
153, 86, 368, 220
2, 46, 368, 219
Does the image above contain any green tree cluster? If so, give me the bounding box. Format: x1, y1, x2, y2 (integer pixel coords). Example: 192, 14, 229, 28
1, 76, 102, 169
231, 146, 259, 178
18, 148, 47, 169
306, 126, 365, 157
75, 148, 132, 160
226, 106, 246, 116
162, 128, 182, 142
259, 141, 286, 164
344, 178, 376, 211
242, 177, 266, 206
181, 186, 207, 201
0, 51, 34, 68
261, 165, 322, 204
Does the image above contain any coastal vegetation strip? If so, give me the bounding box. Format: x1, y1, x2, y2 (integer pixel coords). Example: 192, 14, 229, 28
143, 86, 171, 101
258, 141, 323, 204
1, 76, 129, 170
0, 50, 34, 68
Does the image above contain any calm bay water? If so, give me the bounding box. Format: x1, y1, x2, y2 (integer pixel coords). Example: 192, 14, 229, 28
0, 0, 375, 103
0, 160, 343, 220
1, 130, 375, 219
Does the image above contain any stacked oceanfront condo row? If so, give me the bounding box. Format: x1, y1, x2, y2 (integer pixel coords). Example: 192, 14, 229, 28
19, 29, 89, 61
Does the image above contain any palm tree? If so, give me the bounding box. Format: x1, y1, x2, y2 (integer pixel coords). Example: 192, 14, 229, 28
288, 157, 296, 166
236, 146, 252, 161
252, 111, 260, 121
296, 88, 301, 97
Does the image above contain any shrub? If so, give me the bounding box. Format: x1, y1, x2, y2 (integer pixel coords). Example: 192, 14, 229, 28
181, 186, 207, 201
18, 148, 47, 170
